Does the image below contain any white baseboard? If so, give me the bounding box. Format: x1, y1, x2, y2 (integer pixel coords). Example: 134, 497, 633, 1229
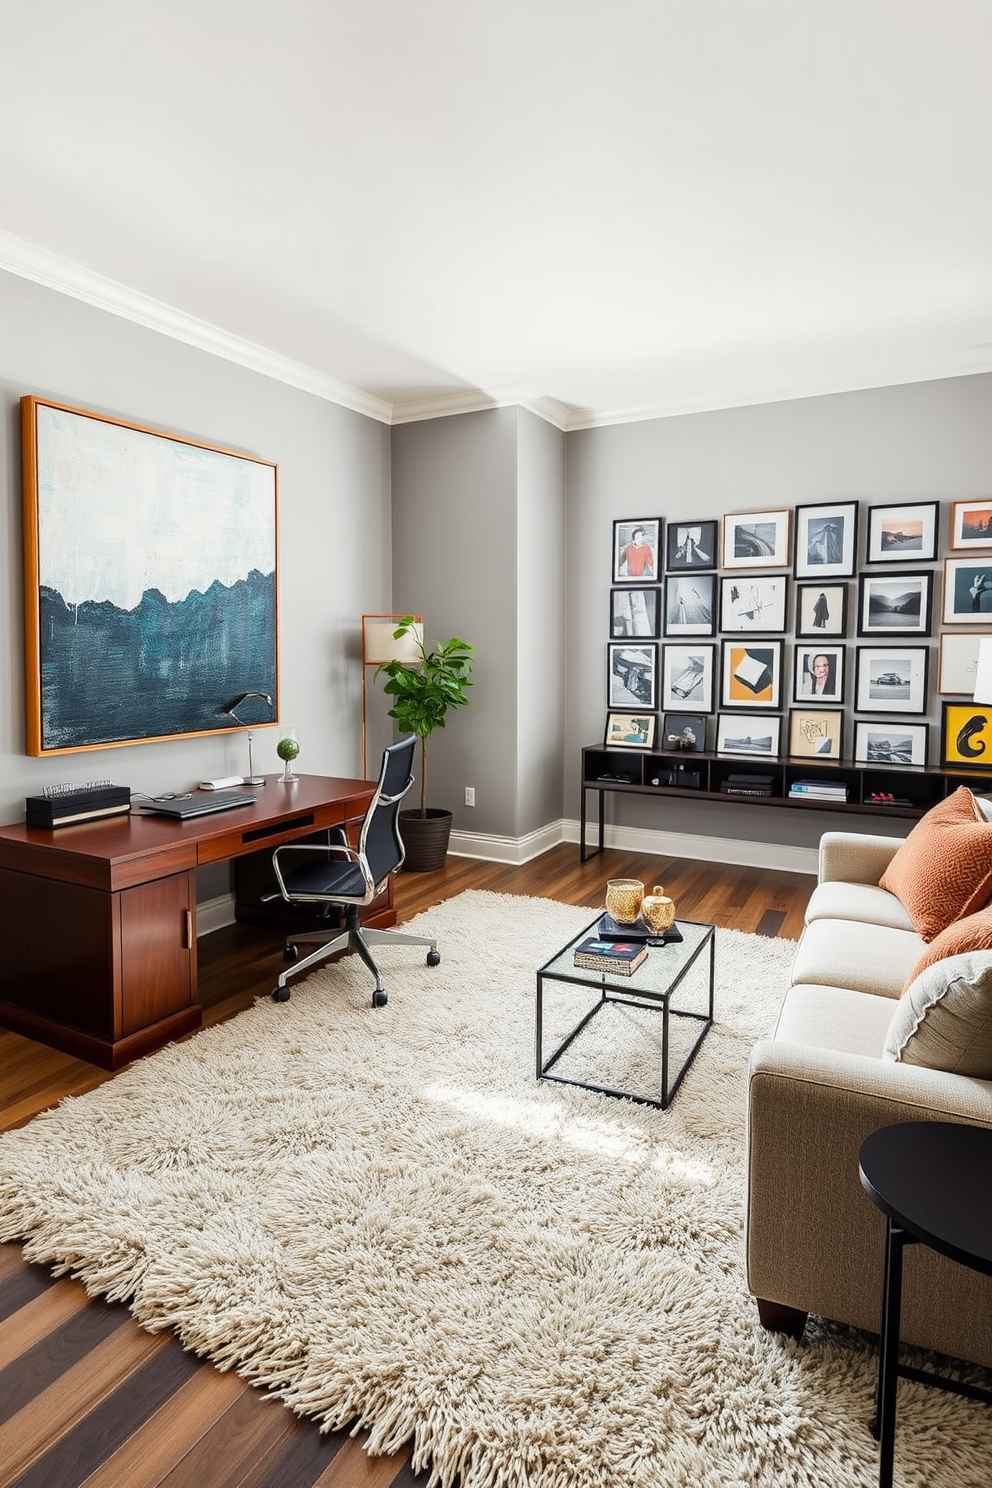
197, 893, 237, 936
448, 819, 566, 865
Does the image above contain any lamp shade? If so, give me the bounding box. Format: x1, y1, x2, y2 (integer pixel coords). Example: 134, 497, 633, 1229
362, 616, 423, 666
973, 638, 992, 704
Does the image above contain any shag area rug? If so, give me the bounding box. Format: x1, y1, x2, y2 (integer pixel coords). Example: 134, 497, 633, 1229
1, 891, 990, 1488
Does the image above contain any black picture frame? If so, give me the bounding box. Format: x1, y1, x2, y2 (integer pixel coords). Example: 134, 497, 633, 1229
865, 501, 939, 564
661, 643, 716, 713
854, 720, 928, 767
664, 573, 716, 636
661, 712, 707, 752
612, 518, 661, 583
792, 644, 845, 706
795, 582, 849, 639
720, 639, 783, 709
719, 575, 787, 633
857, 571, 933, 637
609, 587, 660, 639
941, 702, 992, 768
608, 641, 657, 710
854, 645, 928, 715
666, 519, 717, 571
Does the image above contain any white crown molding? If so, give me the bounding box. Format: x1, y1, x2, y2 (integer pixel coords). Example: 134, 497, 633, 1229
390, 384, 573, 431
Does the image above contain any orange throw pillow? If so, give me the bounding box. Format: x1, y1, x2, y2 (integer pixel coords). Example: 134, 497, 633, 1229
902, 906, 992, 991
879, 786, 992, 943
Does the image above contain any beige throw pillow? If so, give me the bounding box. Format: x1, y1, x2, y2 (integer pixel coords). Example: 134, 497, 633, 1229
884, 951, 992, 1076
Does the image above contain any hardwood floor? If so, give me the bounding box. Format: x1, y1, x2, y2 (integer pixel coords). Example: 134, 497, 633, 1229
0, 845, 812, 1488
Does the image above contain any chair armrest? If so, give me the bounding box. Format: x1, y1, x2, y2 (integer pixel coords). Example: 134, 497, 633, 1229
817, 831, 904, 887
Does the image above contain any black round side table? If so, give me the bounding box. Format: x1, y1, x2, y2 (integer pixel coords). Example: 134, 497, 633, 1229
859, 1121, 992, 1488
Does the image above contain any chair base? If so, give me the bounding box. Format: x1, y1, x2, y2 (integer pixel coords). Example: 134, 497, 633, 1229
273, 904, 439, 1007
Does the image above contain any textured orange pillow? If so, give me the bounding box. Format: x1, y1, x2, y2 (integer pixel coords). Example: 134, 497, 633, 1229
902, 906, 992, 991
879, 786, 992, 943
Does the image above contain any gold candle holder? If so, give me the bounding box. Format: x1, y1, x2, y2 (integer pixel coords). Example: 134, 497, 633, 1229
605, 878, 644, 924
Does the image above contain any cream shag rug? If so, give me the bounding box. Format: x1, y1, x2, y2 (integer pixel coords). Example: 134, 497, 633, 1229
1, 891, 990, 1488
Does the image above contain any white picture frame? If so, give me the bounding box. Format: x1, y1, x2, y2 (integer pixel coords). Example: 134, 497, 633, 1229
794, 501, 859, 579
938, 631, 986, 695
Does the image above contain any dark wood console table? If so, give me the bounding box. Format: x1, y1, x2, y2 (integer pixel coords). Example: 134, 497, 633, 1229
0, 774, 387, 1070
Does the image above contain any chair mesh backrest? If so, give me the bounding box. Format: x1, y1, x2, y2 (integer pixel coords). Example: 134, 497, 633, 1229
360, 736, 416, 885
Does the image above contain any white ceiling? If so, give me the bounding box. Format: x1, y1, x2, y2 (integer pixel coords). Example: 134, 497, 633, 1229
1, 1, 990, 428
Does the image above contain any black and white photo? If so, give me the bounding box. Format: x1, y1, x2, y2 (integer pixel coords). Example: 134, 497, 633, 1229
795, 582, 848, 638
721, 509, 791, 570
666, 519, 717, 571
793, 644, 844, 705
608, 641, 657, 709
942, 558, 992, 623
661, 712, 707, 751
857, 572, 932, 636
719, 575, 787, 633
716, 712, 781, 759
661, 644, 715, 712
938, 632, 984, 696
664, 573, 716, 635
610, 587, 660, 638
794, 502, 858, 579
854, 646, 928, 714
854, 721, 927, 767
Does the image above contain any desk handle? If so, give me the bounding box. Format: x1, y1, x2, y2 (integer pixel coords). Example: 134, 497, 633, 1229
184, 909, 193, 949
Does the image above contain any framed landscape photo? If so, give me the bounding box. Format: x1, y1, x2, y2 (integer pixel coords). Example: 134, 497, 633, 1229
661, 712, 707, 752
795, 582, 848, 639
613, 518, 660, 583
793, 643, 844, 705
604, 712, 656, 750
938, 632, 984, 695
854, 646, 928, 715
950, 500, 992, 551
721, 509, 791, 570
719, 575, 787, 633
866, 501, 939, 564
794, 501, 858, 579
610, 587, 660, 638
941, 703, 992, 767
788, 708, 844, 761
666, 519, 717, 571
661, 643, 715, 713
664, 573, 716, 636
942, 557, 992, 624
857, 572, 932, 636
721, 640, 782, 709
716, 712, 781, 759
608, 642, 657, 710
854, 721, 928, 767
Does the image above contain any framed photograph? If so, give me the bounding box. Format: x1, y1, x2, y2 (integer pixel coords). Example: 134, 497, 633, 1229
608, 642, 657, 710
719, 575, 787, 633
661, 712, 707, 752
716, 712, 781, 759
604, 712, 657, 750
664, 573, 716, 636
942, 703, 992, 767
942, 558, 992, 624
721, 640, 783, 709
610, 587, 660, 639
950, 500, 992, 551
938, 632, 985, 695
793, 501, 858, 579
722, 509, 791, 570
21, 396, 278, 756
666, 519, 717, 571
793, 644, 845, 705
788, 708, 844, 760
854, 646, 928, 715
613, 518, 660, 583
795, 582, 848, 639
857, 572, 932, 637
854, 721, 928, 767
661, 644, 715, 713
866, 501, 939, 563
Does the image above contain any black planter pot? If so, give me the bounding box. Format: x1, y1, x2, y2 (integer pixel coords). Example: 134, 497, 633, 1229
399, 808, 453, 872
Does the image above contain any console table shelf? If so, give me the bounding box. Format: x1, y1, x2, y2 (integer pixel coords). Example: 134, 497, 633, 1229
580, 745, 992, 862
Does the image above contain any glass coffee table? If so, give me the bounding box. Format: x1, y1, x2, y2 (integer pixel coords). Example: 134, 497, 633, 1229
536, 914, 715, 1109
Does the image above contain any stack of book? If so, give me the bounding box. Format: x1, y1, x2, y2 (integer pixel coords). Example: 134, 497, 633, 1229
573, 937, 648, 976
789, 778, 848, 805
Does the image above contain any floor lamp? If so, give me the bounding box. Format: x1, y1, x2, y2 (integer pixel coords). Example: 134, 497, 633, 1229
361, 614, 423, 779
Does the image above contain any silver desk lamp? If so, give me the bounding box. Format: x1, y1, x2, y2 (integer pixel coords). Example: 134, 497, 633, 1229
222, 692, 273, 786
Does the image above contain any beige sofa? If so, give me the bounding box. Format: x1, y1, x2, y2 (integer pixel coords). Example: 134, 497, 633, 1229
746, 828, 992, 1368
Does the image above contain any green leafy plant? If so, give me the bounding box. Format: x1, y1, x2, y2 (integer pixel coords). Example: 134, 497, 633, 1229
375, 617, 475, 817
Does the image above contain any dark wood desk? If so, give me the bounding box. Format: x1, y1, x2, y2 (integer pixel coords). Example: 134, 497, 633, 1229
0, 775, 382, 1070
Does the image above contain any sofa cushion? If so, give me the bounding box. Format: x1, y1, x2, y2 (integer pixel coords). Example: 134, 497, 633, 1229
902, 907, 992, 990
790, 918, 921, 1000
878, 787, 992, 942
884, 952, 992, 1076
805, 880, 915, 932
775, 982, 897, 1058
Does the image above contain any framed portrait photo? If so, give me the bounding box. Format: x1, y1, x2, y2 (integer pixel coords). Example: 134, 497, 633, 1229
866, 501, 939, 564
661, 712, 707, 752
793, 501, 858, 579
721, 509, 791, 570
666, 519, 717, 571
788, 708, 844, 761
716, 712, 781, 760
793, 643, 845, 705
938, 632, 985, 696
857, 572, 932, 637
610, 587, 660, 639
854, 646, 928, 715
604, 712, 657, 750
608, 641, 657, 710
941, 703, 992, 768
854, 721, 928, 768
661, 643, 715, 713
613, 518, 660, 583
721, 640, 782, 709
942, 558, 992, 624
719, 575, 787, 633
950, 500, 992, 551
795, 582, 848, 639
664, 573, 716, 636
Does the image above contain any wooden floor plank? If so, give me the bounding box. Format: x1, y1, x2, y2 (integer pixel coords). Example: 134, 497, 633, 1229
0, 1280, 93, 1372
154, 1387, 318, 1488
310, 1435, 411, 1488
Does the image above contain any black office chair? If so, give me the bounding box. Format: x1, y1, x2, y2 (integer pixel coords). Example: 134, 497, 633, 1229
268, 735, 440, 1007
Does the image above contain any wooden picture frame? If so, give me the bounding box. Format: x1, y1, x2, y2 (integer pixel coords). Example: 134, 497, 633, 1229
865, 501, 939, 563
610, 587, 660, 638
854, 645, 928, 715
21, 396, 278, 756
857, 572, 932, 637
942, 558, 992, 624
604, 711, 657, 750
613, 518, 661, 583
720, 640, 783, 709
788, 708, 844, 760
719, 575, 787, 633
793, 501, 859, 579
938, 632, 985, 696
721, 509, 791, 570
950, 500, 992, 551
854, 721, 928, 767
941, 703, 992, 767
666, 519, 717, 571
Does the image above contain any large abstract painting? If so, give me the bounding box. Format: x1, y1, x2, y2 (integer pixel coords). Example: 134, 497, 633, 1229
22, 397, 278, 756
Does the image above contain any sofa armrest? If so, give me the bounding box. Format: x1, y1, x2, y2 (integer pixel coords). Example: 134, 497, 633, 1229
817, 830, 904, 887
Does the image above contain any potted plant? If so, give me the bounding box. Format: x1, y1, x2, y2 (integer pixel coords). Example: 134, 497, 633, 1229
375, 617, 475, 871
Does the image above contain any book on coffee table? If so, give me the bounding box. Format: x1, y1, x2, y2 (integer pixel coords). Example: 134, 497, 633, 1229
573, 937, 648, 975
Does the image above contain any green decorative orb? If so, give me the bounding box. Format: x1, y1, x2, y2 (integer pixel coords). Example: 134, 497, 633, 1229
276, 737, 300, 762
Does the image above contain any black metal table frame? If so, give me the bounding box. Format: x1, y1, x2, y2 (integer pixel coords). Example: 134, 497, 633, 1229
536, 917, 715, 1109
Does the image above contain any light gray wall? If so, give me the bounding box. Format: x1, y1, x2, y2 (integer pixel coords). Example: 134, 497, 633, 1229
566, 374, 992, 850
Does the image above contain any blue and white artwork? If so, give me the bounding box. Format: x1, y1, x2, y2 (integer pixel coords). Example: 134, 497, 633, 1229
27, 400, 278, 753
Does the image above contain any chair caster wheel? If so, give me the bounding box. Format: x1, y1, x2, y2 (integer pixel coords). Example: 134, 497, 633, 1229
283, 944, 299, 962
372, 989, 388, 1008
272, 986, 292, 1002
426, 950, 441, 967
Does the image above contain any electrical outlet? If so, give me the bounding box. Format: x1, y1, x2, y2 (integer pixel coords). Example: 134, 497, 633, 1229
464, 786, 475, 807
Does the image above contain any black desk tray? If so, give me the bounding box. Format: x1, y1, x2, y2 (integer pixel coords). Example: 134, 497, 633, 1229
597, 912, 683, 945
